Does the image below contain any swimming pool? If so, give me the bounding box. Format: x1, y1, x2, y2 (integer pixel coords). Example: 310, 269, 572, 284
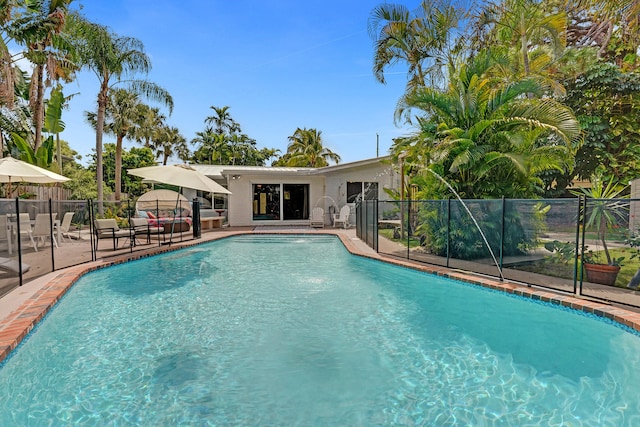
1, 234, 640, 425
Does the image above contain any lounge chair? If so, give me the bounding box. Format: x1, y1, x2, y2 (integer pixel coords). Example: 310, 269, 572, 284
94, 218, 132, 250
333, 205, 351, 229
310, 207, 324, 228
130, 217, 165, 244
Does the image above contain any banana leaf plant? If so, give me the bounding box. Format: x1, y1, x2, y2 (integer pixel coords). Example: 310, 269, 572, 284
11, 132, 54, 168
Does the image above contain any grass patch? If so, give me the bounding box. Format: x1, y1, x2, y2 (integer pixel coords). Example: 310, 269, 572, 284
379, 228, 421, 248
517, 247, 639, 287
607, 247, 639, 286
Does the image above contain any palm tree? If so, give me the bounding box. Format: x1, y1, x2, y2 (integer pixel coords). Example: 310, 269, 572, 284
285, 128, 340, 167
86, 88, 141, 200
477, 0, 566, 77
191, 127, 228, 164
0, 0, 21, 109
205, 105, 239, 135
395, 50, 581, 198
132, 104, 165, 148
7, 0, 76, 153
152, 125, 187, 165
368, 0, 464, 92
68, 14, 173, 206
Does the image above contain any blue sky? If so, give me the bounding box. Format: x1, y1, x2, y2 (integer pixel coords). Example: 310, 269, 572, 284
62, 0, 418, 165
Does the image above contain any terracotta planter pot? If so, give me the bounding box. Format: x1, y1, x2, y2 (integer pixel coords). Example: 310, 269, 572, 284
584, 263, 621, 286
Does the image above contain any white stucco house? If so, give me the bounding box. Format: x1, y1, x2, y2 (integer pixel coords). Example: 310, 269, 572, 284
182, 156, 399, 227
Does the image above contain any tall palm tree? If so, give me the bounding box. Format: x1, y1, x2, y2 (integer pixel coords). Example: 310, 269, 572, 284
86, 88, 141, 200
395, 50, 581, 198
205, 105, 239, 135
7, 0, 76, 153
68, 14, 173, 206
132, 104, 165, 148
477, 0, 566, 77
285, 128, 340, 167
191, 127, 228, 164
0, 0, 21, 109
368, 0, 464, 92
153, 125, 186, 165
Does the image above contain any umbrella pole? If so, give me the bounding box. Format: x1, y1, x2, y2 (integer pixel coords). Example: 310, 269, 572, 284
166, 188, 182, 245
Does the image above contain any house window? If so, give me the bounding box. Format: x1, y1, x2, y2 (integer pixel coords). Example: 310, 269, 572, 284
195, 191, 227, 210
253, 184, 280, 220
346, 182, 378, 203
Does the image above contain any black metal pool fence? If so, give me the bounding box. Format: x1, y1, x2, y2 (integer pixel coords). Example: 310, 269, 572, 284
3, 196, 640, 310
0, 198, 203, 299
357, 197, 640, 309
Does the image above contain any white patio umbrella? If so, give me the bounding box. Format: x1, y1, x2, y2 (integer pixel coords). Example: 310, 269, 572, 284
127, 164, 231, 195
0, 156, 70, 197
127, 164, 231, 240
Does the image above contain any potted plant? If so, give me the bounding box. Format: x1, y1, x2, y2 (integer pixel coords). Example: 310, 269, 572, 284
573, 173, 629, 286
581, 250, 625, 286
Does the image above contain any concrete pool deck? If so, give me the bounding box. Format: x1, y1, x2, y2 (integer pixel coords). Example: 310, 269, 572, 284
1, 226, 640, 364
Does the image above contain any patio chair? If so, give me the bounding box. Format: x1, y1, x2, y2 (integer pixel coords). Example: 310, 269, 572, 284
17, 213, 36, 251
32, 213, 58, 250
130, 217, 165, 244
59, 212, 76, 242
94, 218, 132, 250
309, 207, 324, 228
0, 215, 12, 255
333, 205, 351, 229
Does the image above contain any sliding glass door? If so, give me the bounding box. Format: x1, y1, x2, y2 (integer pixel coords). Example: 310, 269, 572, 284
252, 183, 309, 221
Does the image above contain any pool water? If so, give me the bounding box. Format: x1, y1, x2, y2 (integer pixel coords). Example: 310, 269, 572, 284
2, 235, 640, 425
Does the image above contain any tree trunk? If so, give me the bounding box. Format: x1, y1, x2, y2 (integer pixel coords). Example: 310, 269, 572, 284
598, 21, 614, 59
32, 64, 46, 153
56, 133, 62, 172
627, 268, 640, 289
115, 134, 123, 201
521, 33, 530, 76
96, 80, 108, 214
600, 216, 611, 265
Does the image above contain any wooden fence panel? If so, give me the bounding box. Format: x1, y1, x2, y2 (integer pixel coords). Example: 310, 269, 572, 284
21, 185, 72, 200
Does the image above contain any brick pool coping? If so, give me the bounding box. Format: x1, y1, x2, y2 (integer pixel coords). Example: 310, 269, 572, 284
1, 229, 639, 364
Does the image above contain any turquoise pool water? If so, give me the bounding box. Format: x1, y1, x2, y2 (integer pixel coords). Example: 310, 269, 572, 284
1, 234, 640, 425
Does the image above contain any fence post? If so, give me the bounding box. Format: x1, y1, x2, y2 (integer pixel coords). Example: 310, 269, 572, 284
446, 198, 451, 268
375, 200, 379, 252
406, 200, 410, 259
15, 198, 23, 287
49, 199, 55, 271
89, 200, 96, 261
127, 200, 134, 252
578, 196, 588, 295
500, 197, 505, 272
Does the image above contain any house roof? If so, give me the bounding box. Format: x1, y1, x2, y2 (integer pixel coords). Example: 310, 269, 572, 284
310, 156, 391, 174
191, 156, 391, 179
